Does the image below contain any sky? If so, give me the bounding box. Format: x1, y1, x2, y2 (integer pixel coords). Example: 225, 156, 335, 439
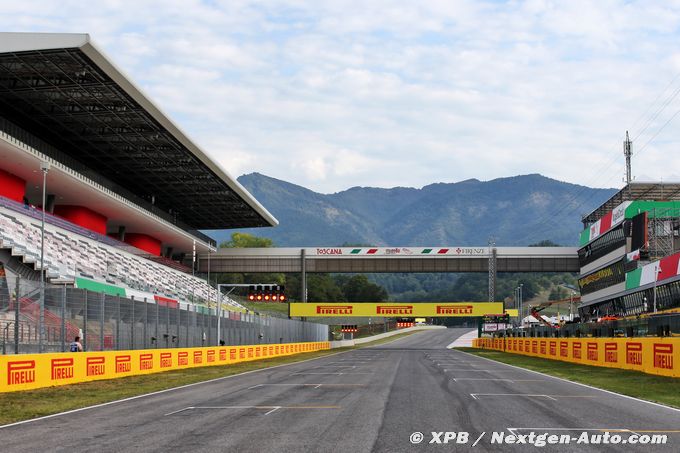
3, 0, 680, 194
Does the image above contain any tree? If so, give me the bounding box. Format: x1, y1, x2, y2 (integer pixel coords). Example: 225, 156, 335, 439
339, 275, 388, 302
528, 239, 561, 247
220, 232, 274, 248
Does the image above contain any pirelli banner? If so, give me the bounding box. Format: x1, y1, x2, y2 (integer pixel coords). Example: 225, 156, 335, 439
290, 302, 503, 317
0, 341, 330, 393
472, 337, 679, 378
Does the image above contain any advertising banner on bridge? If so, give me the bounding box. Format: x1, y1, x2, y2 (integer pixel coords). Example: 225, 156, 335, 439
290, 302, 503, 317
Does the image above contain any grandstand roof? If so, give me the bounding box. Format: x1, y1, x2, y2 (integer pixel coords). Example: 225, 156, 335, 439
0, 32, 278, 230
582, 181, 680, 226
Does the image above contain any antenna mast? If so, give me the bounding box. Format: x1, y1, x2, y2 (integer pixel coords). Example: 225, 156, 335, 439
624, 130, 632, 186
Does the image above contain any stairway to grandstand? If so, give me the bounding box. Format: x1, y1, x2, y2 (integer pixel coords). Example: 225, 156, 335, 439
0, 195, 244, 311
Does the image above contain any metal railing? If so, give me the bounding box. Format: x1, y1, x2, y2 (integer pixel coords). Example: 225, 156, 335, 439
490, 313, 680, 339
0, 277, 328, 354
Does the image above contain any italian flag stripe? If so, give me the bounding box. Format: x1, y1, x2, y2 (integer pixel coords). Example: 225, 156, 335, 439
367, 249, 378, 254
350, 249, 361, 254
422, 249, 432, 254
438, 248, 449, 254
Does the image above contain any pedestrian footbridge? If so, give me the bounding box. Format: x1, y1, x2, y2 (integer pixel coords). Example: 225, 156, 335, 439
199, 246, 579, 274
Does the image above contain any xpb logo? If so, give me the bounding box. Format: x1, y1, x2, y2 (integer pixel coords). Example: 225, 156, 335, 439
51, 358, 74, 380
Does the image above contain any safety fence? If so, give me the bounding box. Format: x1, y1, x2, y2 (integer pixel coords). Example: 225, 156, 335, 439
504, 312, 680, 339
473, 337, 680, 378
1, 277, 328, 354
0, 341, 331, 393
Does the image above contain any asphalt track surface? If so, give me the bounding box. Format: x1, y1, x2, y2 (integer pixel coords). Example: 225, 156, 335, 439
2, 328, 680, 452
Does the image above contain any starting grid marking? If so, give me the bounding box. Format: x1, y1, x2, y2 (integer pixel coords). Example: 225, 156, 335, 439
452, 378, 544, 382
165, 405, 341, 416
247, 383, 364, 390
291, 372, 372, 376
471, 393, 599, 401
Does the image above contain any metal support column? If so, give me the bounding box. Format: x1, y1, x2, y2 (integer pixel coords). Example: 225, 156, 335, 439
100, 292, 105, 351
14, 277, 20, 354
61, 285, 66, 352
301, 248, 307, 303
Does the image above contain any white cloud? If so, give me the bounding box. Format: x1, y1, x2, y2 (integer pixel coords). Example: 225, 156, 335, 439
2, 1, 680, 194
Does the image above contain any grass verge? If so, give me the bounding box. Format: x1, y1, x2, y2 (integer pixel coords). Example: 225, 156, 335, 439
0, 331, 419, 425
457, 347, 680, 408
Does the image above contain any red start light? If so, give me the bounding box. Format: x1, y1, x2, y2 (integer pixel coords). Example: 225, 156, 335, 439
272, 294, 279, 301
248, 295, 255, 301
279, 295, 286, 302
256, 294, 262, 301
264, 295, 270, 301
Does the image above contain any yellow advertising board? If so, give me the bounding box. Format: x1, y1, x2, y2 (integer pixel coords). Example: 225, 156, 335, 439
290, 302, 503, 317
504, 309, 518, 317
0, 341, 330, 393
473, 337, 680, 378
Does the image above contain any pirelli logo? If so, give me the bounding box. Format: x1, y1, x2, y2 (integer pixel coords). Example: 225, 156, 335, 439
219, 349, 227, 361
87, 357, 106, 376
435, 305, 473, 315
207, 350, 215, 363
178, 351, 189, 366
572, 342, 582, 359
531, 340, 538, 354
193, 350, 203, 364
316, 305, 353, 315
139, 353, 153, 371
256, 347, 261, 358
587, 342, 598, 361
524, 340, 531, 353
7, 360, 35, 385
654, 344, 673, 370
540, 341, 546, 355
115, 355, 132, 373
239, 348, 246, 360
626, 343, 642, 365
560, 341, 568, 358
604, 343, 618, 363
269, 346, 274, 356
51, 358, 74, 380
376, 305, 413, 315
549, 341, 556, 356
230, 349, 237, 360
160, 352, 172, 368
247, 348, 254, 359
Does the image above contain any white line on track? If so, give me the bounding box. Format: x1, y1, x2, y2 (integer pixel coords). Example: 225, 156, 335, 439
247, 383, 364, 389
0, 348, 355, 430
454, 349, 680, 414
470, 393, 599, 401
291, 372, 371, 375
452, 378, 543, 382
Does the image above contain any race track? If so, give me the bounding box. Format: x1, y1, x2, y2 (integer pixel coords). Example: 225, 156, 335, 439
2, 328, 680, 452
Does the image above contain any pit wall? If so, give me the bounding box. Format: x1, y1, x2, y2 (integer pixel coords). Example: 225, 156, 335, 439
0, 341, 331, 393
472, 337, 679, 378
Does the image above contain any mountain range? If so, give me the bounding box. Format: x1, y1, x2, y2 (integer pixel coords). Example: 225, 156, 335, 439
207, 173, 616, 247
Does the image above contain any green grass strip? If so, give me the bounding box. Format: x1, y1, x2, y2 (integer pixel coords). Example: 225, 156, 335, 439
0, 331, 418, 425
457, 347, 680, 409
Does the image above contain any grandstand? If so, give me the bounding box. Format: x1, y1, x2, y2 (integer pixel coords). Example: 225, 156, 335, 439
577, 182, 680, 320
0, 32, 277, 313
